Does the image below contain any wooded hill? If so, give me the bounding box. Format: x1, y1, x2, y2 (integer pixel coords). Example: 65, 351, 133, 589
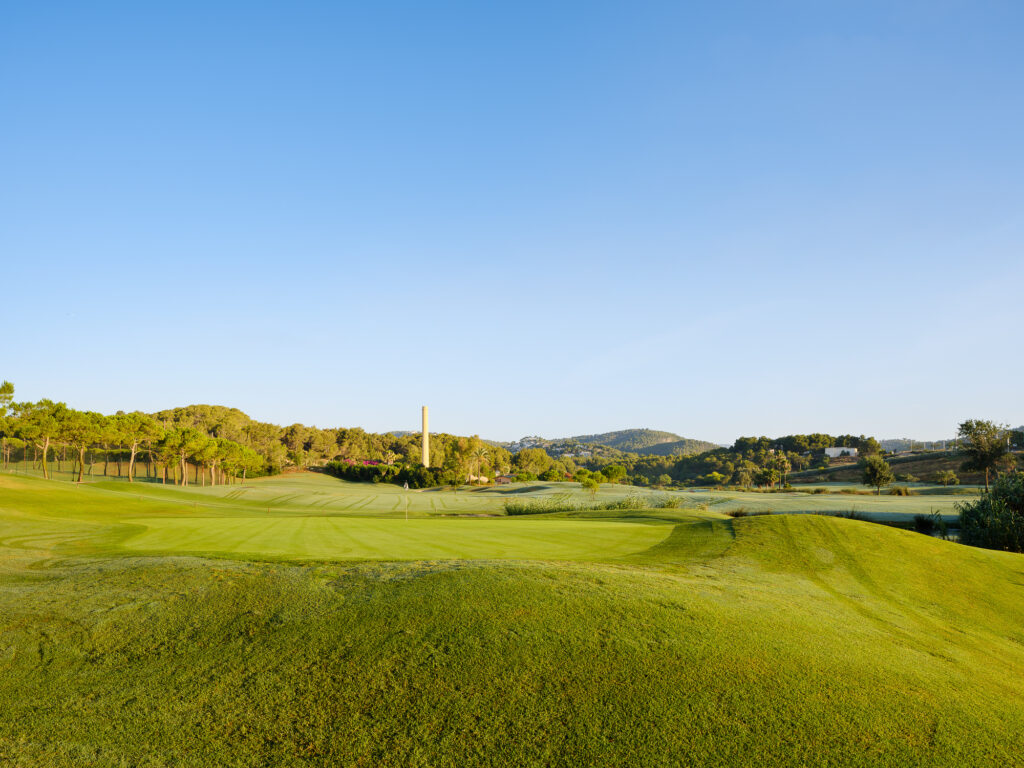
572, 429, 720, 455
0, 382, 514, 487
495, 428, 718, 460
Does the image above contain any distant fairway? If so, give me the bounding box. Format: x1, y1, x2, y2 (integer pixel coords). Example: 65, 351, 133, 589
0, 471, 974, 564
2, 470, 1021, 767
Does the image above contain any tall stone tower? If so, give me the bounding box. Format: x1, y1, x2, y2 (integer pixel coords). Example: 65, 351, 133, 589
421, 406, 429, 467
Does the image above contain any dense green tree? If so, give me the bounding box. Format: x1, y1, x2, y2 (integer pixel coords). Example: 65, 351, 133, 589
110, 412, 165, 482
861, 455, 895, 495
934, 469, 960, 487
470, 445, 490, 481
514, 447, 553, 476
162, 428, 210, 487
193, 438, 221, 486
602, 464, 627, 483
0, 381, 13, 413
957, 420, 1010, 491
0, 381, 13, 469
307, 428, 338, 464
771, 454, 792, 486
60, 410, 105, 483
755, 467, 779, 488
15, 400, 67, 479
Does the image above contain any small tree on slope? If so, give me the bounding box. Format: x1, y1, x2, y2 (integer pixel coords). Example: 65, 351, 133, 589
958, 419, 1010, 492
862, 455, 895, 495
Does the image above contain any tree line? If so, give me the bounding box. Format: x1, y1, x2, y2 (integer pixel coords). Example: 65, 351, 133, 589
0, 382, 514, 487
573, 433, 883, 488
0, 392, 265, 485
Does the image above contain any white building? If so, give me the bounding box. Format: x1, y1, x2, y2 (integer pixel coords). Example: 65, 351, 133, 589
825, 447, 858, 459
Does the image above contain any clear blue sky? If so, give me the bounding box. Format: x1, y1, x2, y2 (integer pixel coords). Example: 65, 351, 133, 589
2, 1, 1021, 444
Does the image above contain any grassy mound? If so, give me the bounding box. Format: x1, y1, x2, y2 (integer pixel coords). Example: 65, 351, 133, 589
1, 474, 1022, 766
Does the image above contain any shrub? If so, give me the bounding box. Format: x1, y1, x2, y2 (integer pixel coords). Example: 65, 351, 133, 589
606, 494, 645, 510
504, 493, 673, 516
913, 512, 948, 538
913, 514, 934, 533
957, 474, 1024, 552
504, 496, 585, 516
935, 470, 960, 486
325, 460, 437, 488
727, 507, 771, 518
651, 495, 683, 509
889, 486, 912, 496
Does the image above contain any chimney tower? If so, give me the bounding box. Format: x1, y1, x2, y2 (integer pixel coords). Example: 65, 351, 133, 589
421, 406, 430, 467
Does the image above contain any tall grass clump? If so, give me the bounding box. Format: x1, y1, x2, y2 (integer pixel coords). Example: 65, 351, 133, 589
913, 511, 948, 539
504, 496, 588, 516
504, 493, 692, 516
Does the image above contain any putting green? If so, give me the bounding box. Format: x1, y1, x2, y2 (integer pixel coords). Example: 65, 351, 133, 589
121, 515, 674, 560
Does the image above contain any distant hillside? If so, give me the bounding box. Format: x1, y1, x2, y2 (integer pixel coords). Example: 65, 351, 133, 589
496, 429, 718, 458
634, 438, 723, 457
572, 429, 720, 456
572, 429, 683, 452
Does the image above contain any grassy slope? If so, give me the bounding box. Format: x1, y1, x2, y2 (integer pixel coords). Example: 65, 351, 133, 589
1, 473, 1022, 767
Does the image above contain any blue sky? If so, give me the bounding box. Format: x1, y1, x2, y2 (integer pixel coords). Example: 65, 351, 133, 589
2, 0, 1021, 443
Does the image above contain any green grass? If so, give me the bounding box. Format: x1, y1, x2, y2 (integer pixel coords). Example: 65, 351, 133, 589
121, 516, 673, 560
1, 471, 1022, 766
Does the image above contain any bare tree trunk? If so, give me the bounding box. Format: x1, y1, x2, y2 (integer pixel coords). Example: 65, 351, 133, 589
41, 439, 50, 480
128, 442, 138, 483
77, 447, 86, 483
103, 444, 109, 477
116, 447, 123, 478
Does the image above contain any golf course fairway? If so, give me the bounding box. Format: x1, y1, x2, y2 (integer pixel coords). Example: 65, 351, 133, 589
120, 515, 673, 560
1, 471, 1022, 767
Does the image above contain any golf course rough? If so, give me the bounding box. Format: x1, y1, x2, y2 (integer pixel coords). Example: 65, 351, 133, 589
1, 471, 1022, 767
